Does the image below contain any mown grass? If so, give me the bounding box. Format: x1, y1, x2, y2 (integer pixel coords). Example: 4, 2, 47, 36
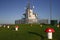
0, 24, 60, 40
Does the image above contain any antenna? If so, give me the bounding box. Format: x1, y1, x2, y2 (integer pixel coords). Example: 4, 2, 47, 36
50, 0, 52, 24
27, 0, 30, 9
50, 0, 52, 20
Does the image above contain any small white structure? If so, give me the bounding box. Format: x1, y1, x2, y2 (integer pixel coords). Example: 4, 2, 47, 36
40, 24, 43, 27
7, 25, 10, 28
57, 24, 59, 28
15, 26, 19, 31
45, 28, 55, 39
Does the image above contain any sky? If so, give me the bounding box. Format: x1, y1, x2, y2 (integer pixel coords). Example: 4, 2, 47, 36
0, 0, 60, 24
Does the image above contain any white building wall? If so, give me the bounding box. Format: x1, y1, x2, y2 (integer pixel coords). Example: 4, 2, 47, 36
28, 9, 37, 19
38, 19, 48, 24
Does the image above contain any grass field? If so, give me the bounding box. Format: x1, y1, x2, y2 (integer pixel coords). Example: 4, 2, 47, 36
0, 24, 60, 40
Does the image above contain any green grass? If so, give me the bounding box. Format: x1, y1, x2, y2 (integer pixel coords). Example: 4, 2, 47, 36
0, 24, 60, 40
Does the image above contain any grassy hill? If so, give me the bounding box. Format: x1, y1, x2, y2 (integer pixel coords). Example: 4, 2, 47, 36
0, 24, 60, 40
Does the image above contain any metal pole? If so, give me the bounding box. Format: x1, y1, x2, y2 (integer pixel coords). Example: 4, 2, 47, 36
50, 0, 52, 24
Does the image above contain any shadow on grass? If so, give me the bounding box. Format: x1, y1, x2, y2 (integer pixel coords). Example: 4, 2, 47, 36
28, 31, 45, 40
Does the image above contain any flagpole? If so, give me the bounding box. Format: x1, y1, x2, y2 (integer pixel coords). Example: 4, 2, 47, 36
50, 0, 52, 24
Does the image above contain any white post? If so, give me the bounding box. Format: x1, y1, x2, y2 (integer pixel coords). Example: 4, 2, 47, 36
48, 32, 52, 39
40, 25, 42, 27
15, 26, 18, 31
16, 27, 18, 31
57, 25, 59, 28
7, 26, 9, 28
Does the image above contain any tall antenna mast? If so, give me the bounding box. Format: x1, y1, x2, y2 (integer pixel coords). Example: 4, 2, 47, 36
27, 0, 30, 9
50, 0, 52, 20
50, 0, 52, 24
